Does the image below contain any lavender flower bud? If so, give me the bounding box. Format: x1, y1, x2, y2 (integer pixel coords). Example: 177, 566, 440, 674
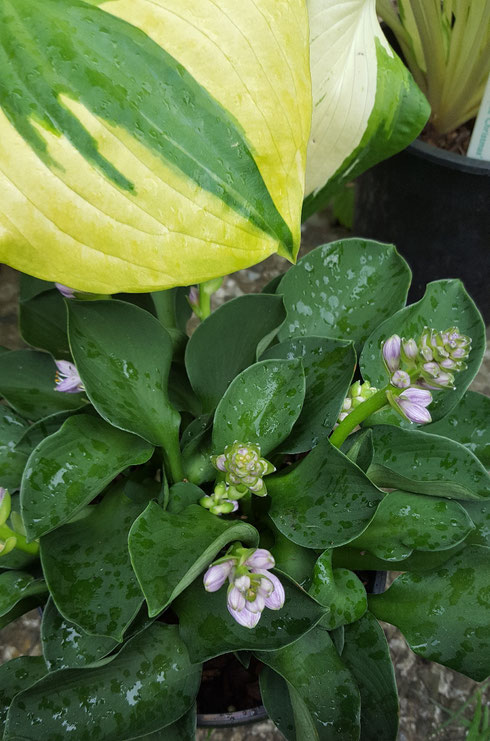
382, 335, 401, 373
55, 283, 76, 299
203, 561, 234, 592
401, 338, 418, 361
227, 604, 261, 629
245, 548, 275, 570
390, 370, 411, 389
227, 585, 246, 611
256, 570, 286, 610
387, 387, 432, 425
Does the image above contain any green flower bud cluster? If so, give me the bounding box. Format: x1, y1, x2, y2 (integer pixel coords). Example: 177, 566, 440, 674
200, 481, 239, 516
337, 381, 378, 425
211, 441, 275, 498
0, 488, 38, 557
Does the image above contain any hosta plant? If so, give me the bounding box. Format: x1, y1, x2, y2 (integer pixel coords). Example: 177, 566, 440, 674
0, 238, 488, 739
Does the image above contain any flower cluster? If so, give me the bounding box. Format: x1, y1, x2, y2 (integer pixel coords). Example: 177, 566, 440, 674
54, 360, 84, 394
211, 441, 275, 498
337, 381, 378, 425
382, 326, 471, 424
199, 481, 239, 516
203, 545, 285, 628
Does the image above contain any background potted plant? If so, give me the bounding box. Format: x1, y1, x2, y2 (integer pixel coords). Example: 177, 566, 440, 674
353, 0, 490, 319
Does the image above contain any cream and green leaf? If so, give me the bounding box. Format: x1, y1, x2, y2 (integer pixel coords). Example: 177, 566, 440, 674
0, 0, 311, 292
303, 0, 430, 219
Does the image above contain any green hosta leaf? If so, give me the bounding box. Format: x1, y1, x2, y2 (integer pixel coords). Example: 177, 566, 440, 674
369, 545, 490, 681
277, 240, 411, 351
270, 529, 317, 588
261, 336, 356, 453
309, 550, 367, 630
367, 426, 490, 501
0, 656, 47, 728
21, 414, 153, 540
333, 544, 466, 574
256, 625, 360, 740
342, 611, 399, 741
129, 503, 258, 617
19, 282, 71, 360
259, 667, 297, 741
303, 1, 429, 218
0, 349, 86, 420
0, 0, 310, 292
40, 483, 151, 641
212, 359, 306, 455
18, 274, 53, 302
15, 409, 78, 456
166, 482, 205, 514
426, 391, 490, 467
186, 295, 286, 412
41, 598, 118, 671
67, 300, 180, 454
341, 428, 374, 473
267, 439, 382, 549
0, 571, 47, 629
348, 490, 474, 561
360, 280, 486, 421
175, 570, 325, 663
5, 624, 201, 741
0, 405, 29, 491
139, 707, 197, 740
461, 500, 490, 548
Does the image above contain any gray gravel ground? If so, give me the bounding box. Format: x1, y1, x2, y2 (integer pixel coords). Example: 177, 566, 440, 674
0, 209, 488, 740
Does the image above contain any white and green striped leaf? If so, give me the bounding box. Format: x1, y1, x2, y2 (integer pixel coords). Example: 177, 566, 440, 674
303, 0, 430, 219
0, 0, 311, 292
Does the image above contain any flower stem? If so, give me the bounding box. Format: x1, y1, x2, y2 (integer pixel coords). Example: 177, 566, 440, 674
329, 387, 393, 448
0, 523, 39, 555
198, 277, 223, 320
161, 427, 185, 485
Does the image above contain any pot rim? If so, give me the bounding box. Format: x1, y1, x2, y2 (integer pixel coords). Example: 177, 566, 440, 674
197, 705, 268, 728
408, 138, 490, 175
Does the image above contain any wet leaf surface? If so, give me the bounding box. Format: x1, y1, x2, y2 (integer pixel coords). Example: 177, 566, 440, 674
425, 390, 490, 467
0, 656, 47, 727
309, 550, 367, 629
0, 405, 29, 491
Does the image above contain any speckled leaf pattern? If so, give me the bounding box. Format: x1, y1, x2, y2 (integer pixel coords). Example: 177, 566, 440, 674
19, 282, 71, 360
426, 391, 490, 467
259, 666, 297, 740
360, 280, 486, 421
0, 349, 86, 420
261, 335, 356, 453
212, 359, 306, 456
333, 544, 466, 575
138, 706, 197, 739
40, 483, 151, 641
166, 482, 205, 514
367, 426, 490, 501
4, 624, 201, 741
267, 439, 382, 549
256, 625, 361, 740
0, 656, 47, 728
277, 240, 411, 351
341, 428, 374, 473
175, 570, 325, 664
368, 545, 490, 681
461, 500, 490, 548
15, 410, 77, 457
68, 300, 180, 448
21, 414, 153, 539
185, 294, 286, 412
0, 405, 29, 490
0, 571, 47, 629
342, 611, 399, 741
41, 598, 118, 671
309, 550, 367, 630
129, 503, 259, 617
348, 490, 474, 561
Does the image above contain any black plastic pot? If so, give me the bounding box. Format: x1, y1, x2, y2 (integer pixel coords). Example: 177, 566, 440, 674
196, 570, 387, 729
353, 140, 490, 322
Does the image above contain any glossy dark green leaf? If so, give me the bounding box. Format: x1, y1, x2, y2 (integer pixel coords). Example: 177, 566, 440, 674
277, 239, 411, 351
267, 439, 382, 548
360, 280, 485, 421
186, 294, 286, 412
0, 349, 86, 420
14, 409, 79, 456
40, 483, 150, 641
67, 300, 181, 452
181, 415, 215, 485
18, 274, 54, 302
167, 365, 202, 417
426, 391, 490, 468
129, 503, 258, 617
21, 414, 153, 540
175, 570, 325, 663
259, 666, 296, 740
342, 611, 399, 741
0, 405, 28, 490
462, 500, 490, 547
0, 571, 47, 629
0, 656, 47, 727
270, 528, 317, 588
41, 598, 118, 671
212, 359, 306, 456
368, 545, 490, 681
5, 624, 201, 741
341, 428, 374, 473
261, 336, 356, 452
19, 285, 71, 360
348, 490, 474, 561
367, 426, 490, 501
309, 550, 367, 630
138, 706, 197, 740
166, 482, 205, 514
332, 544, 465, 574
256, 625, 361, 740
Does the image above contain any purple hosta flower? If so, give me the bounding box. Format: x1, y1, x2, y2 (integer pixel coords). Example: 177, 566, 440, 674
203, 545, 285, 629
54, 361, 84, 393
382, 334, 401, 373
211, 442, 275, 498
401, 338, 418, 364
390, 370, 411, 389
55, 283, 76, 299
388, 387, 433, 424
420, 362, 454, 389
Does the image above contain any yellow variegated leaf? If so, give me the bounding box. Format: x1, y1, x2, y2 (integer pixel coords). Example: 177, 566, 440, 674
303, 0, 430, 218
0, 0, 311, 293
